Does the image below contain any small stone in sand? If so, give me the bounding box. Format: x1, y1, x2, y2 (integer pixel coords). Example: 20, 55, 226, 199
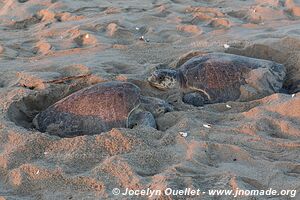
226, 104, 232, 108
203, 124, 212, 128
292, 94, 296, 98
36, 170, 40, 175
224, 44, 230, 49
179, 132, 188, 137
139, 36, 149, 42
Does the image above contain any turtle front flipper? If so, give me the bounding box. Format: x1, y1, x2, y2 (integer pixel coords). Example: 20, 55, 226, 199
182, 92, 211, 107
127, 110, 157, 129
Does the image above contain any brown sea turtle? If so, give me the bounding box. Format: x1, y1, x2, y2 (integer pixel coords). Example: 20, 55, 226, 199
33, 81, 173, 137
148, 53, 286, 106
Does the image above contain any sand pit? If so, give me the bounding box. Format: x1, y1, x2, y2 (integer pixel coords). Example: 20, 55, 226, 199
0, 0, 299, 199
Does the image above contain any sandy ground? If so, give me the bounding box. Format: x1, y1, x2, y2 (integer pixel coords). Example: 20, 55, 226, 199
0, 0, 300, 199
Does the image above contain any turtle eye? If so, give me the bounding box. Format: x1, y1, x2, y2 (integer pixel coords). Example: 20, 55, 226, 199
157, 108, 163, 113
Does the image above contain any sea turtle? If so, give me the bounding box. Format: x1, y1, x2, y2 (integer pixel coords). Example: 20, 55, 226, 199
33, 81, 173, 137
148, 52, 286, 106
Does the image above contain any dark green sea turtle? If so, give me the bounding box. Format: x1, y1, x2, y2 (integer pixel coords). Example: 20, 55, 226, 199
33, 81, 173, 137
148, 53, 286, 106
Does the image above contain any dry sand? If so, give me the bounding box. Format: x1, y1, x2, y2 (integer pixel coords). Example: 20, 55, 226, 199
0, 0, 300, 199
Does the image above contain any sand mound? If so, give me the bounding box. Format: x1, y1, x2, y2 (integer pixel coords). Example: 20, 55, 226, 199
1, 89, 299, 199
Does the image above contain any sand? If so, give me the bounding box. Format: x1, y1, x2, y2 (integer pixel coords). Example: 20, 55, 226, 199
0, 0, 299, 199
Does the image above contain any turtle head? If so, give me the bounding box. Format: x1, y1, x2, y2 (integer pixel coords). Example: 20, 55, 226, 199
128, 111, 157, 129
148, 69, 179, 90
140, 96, 174, 117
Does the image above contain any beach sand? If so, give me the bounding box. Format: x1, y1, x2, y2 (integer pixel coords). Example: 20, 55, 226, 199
0, 0, 299, 199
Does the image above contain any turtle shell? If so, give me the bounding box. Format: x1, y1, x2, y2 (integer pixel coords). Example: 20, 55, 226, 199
179, 53, 279, 102
34, 81, 141, 137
